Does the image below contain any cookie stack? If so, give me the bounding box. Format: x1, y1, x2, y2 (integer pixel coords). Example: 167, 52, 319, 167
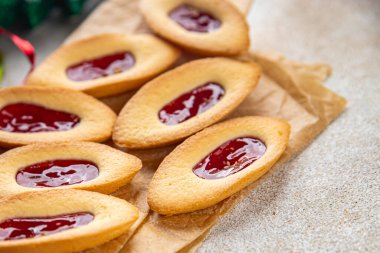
0, 0, 290, 252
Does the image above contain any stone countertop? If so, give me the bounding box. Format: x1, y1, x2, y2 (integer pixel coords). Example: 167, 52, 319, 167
0, 0, 379, 252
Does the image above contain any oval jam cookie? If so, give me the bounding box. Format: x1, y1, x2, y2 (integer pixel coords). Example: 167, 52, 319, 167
0, 86, 116, 147
0, 142, 141, 197
140, 0, 249, 56
0, 212, 94, 241
0, 102, 80, 133
113, 57, 261, 149
148, 116, 290, 215
66, 51, 135, 82
27, 34, 180, 98
16, 159, 99, 188
192, 136, 267, 179
158, 82, 225, 125
0, 190, 138, 253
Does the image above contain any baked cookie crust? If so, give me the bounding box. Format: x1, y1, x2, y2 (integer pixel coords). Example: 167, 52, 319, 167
0, 86, 116, 147
0, 189, 139, 253
140, 0, 249, 56
148, 116, 290, 215
113, 57, 261, 149
0, 142, 141, 197
27, 34, 180, 98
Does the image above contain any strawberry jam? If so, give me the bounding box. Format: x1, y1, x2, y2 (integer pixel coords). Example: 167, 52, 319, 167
169, 4, 221, 33
0, 103, 80, 133
193, 137, 266, 179
159, 82, 224, 125
0, 212, 93, 241
16, 160, 99, 188
66, 51, 135, 81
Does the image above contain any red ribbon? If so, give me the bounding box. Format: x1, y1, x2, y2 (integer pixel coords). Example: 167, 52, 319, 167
0, 27, 36, 81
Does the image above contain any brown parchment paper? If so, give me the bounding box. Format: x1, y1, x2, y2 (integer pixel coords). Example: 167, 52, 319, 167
65, 0, 347, 252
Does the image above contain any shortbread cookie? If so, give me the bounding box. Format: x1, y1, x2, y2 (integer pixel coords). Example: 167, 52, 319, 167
0, 142, 141, 197
0, 86, 116, 147
148, 116, 290, 215
0, 189, 138, 253
27, 34, 180, 97
140, 0, 249, 56
113, 58, 261, 149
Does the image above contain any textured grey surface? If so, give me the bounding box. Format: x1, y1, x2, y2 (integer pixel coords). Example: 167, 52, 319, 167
200, 1, 380, 252
0, 0, 379, 252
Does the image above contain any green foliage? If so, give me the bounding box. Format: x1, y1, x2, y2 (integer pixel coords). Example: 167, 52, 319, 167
0, 0, 87, 28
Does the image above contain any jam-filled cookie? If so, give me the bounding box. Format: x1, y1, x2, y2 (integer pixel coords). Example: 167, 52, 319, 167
140, 0, 249, 56
113, 58, 261, 149
0, 189, 138, 253
0, 142, 141, 197
0, 86, 116, 147
27, 34, 180, 97
148, 116, 290, 215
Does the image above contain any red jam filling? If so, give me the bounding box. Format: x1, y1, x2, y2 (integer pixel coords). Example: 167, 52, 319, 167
193, 137, 267, 179
0, 103, 80, 133
66, 51, 135, 82
0, 212, 93, 241
169, 4, 221, 33
158, 82, 225, 125
16, 160, 99, 188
